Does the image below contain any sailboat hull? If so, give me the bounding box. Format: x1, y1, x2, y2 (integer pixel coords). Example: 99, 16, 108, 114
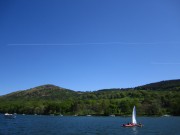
122, 124, 136, 127
122, 124, 142, 127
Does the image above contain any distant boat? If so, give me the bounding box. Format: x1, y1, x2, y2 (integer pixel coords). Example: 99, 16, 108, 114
122, 106, 143, 127
4, 113, 16, 119
162, 114, 171, 117
109, 114, 115, 117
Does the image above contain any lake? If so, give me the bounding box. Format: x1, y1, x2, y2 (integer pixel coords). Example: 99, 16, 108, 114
0, 114, 179, 135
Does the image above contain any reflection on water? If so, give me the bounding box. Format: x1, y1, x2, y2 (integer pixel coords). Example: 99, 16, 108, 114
132, 127, 138, 135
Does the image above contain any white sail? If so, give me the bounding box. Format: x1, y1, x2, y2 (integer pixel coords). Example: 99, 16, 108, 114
132, 106, 137, 124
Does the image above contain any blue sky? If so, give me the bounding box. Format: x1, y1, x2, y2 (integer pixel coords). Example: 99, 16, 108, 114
0, 0, 180, 95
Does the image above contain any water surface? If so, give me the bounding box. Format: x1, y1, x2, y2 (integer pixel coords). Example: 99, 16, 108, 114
0, 114, 179, 135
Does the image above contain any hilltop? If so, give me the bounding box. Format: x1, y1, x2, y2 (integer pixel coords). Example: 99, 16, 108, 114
135, 79, 180, 90
1, 84, 78, 100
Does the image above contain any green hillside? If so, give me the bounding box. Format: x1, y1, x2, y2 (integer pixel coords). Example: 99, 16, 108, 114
0, 80, 180, 116
135, 79, 180, 90
1, 84, 78, 100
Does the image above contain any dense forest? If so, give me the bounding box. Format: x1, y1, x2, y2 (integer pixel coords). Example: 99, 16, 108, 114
0, 79, 180, 116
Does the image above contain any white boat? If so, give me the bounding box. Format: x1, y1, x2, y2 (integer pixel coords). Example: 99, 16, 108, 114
4, 113, 16, 119
162, 114, 171, 117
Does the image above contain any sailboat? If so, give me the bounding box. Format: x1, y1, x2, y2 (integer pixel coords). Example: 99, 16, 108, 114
4, 113, 16, 119
122, 106, 142, 127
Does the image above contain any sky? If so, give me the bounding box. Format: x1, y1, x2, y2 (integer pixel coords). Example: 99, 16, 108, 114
0, 0, 180, 95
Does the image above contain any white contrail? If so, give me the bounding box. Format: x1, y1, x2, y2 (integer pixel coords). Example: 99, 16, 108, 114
7, 42, 151, 46
7, 42, 180, 46
151, 62, 180, 65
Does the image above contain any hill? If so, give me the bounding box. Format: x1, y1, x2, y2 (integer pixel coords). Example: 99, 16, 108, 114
0, 84, 78, 101
134, 79, 180, 90
0, 79, 180, 116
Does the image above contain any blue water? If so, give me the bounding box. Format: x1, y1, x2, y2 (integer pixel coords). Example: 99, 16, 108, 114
0, 114, 180, 135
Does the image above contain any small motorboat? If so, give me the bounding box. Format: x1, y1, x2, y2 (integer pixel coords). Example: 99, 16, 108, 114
4, 113, 16, 119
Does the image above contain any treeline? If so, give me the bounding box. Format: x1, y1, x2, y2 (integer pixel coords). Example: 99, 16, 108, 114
0, 89, 180, 116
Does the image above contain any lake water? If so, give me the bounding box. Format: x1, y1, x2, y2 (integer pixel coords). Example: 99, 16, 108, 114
0, 114, 180, 135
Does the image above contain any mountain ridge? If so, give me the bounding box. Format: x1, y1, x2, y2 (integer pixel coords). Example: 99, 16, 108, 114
1, 79, 180, 98
134, 79, 180, 90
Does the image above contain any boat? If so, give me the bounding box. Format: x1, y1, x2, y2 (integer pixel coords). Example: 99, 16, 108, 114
4, 113, 16, 119
122, 106, 142, 127
162, 114, 171, 117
